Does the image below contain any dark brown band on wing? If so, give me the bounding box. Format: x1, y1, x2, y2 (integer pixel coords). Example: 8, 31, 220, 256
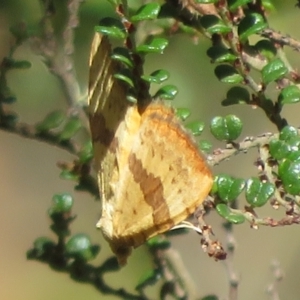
128, 152, 172, 226
89, 113, 118, 153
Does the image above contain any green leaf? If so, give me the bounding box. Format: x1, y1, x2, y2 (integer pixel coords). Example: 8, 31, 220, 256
36, 110, 66, 132
60, 170, 79, 181
261, 58, 288, 84
131, 2, 160, 22
175, 107, 191, 121
95, 18, 126, 39
126, 93, 138, 103
279, 159, 300, 195
200, 15, 231, 34
279, 126, 298, 141
238, 13, 268, 42
58, 117, 82, 141
284, 150, 300, 162
270, 130, 300, 161
214, 174, 245, 202
99, 257, 120, 272
135, 269, 161, 291
31, 237, 55, 257
154, 84, 178, 100
111, 47, 133, 68
136, 37, 168, 54
278, 85, 300, 105
254, 39, 277, 60
210, 115, 243, 141
79, 141, 94, 163
186, 121, 204, 136
269, 139, 291, 161
245, 178, 275, 207
216, 203, 245, 224
66, 234, 99, 261
207, 46, 237, 63
262, 0, 276, 11
51, 193, 73, 213
225, 213, 246, 224
214, 65, 244, 84
228, 0, 252, 11
142, 69, 170, 84
114, 69, 134, 87
199, 140, 213, 153
222, 86, 250, 106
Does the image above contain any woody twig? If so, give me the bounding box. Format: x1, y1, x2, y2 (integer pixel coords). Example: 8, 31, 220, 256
222, 222, 239, 300
30, 0, 85, 111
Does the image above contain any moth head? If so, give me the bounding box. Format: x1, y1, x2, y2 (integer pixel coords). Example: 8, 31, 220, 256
110, 243, 132, 266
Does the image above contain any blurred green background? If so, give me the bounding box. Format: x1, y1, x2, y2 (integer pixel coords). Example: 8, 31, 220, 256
1, 0, 300, 299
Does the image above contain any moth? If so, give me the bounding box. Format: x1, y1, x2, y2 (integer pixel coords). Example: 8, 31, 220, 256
88, 32, 213, 265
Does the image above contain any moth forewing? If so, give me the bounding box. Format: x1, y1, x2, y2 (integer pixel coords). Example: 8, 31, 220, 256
88, 32, 213, 265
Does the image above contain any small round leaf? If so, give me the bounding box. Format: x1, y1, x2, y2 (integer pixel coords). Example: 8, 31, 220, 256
207, 46, 237, 63
279, 126, 298, 141
114, 69, 134, 87
136, 38, 168, 54
222, 86, 250, 106
51, 193, 73, 213
254, 39, 277, 60
216, 203, 245, 224
278, 85, 300, 105
79, 141, 94, 163
210, 115, 243, 141
36, 110, 65, 132
154, 84, 178, 100
269, 139, 290, 160
214, 174, 245, 202
111, 47, 133, 68
58, 117, 82, 141
261, 58, 288, 84
245, 178, 275, 207
200, 15, 231, 34
32, 237, 55, 257
66, 234, 97, 261
185, 121, 205, 136
135, 269, 161, 291
238, 13, 267, 42
175, 107, 191, 121
279, 159, 300, 195
214, 65, 244, 84
142, 69, 170, 84
131, 3, 160, 22
95, 18, 126, 39
199, 140, 213, 152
